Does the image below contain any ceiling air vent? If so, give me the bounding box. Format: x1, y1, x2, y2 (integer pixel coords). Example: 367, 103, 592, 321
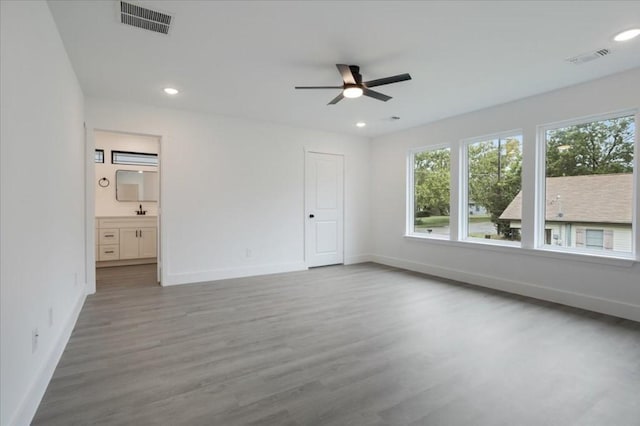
119, 1, 172, 35
566, 48, 611, 65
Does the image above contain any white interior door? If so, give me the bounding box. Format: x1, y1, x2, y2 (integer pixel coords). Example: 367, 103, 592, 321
305, 152, 344, 267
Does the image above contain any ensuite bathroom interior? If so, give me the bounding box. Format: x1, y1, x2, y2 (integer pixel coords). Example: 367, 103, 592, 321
94, 130, 160, 288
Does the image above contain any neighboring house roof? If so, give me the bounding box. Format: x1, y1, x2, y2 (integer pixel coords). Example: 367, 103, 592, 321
500, 173, 632, 224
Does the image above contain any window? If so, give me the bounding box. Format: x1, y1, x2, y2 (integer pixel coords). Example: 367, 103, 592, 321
111, 150, 158, 166
409, 146, 451, 238
544, 229, 552, 245
404, 110, 636, 261
542, 113, 634, 254
585, 229, 604, 249
112, 150, 158, 166
111, 151, 158, 166
95, 149, 104, 163
465, 133, 522, 245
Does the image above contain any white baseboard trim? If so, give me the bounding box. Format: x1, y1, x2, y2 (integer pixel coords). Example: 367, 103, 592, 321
344, 254, 373, 265
371, 255, 640, 323
10, 288, 87, 426
164, 262, 308, 286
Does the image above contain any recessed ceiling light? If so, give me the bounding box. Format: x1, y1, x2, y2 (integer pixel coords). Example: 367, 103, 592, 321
163, 87, 179, 95
356, 122, 366, 128
343, 86, 363, 98
614, 29, 640, 42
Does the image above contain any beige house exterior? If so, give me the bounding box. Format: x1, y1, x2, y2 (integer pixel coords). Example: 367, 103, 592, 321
500, 173, 633, 252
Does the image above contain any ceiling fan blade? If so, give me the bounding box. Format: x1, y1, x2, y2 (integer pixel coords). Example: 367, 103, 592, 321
364, 73, 412, 88
295, 86, 343, 89
336, 64, 356, 84
362, 88, 391, 102
328, 93, 344, 105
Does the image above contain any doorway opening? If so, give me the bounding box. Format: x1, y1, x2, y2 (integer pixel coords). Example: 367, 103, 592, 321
93, 130, 161, 291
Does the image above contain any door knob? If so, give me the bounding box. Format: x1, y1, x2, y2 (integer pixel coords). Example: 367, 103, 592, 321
309, 214, 315, 218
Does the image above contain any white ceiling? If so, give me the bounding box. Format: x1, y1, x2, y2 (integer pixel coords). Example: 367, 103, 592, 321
48, 1, 640, 137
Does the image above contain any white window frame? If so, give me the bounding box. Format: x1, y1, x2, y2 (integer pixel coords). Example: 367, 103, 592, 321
460, 129, 523, 247
535, 109, 637, 260
406, 144, 452, 240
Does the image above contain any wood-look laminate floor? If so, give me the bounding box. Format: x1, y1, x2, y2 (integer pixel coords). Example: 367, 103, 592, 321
33, 263, 640, 425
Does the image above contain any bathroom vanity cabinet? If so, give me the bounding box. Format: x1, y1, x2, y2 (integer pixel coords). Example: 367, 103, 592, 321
119, 227, 157, 259
96, 216, 157, 267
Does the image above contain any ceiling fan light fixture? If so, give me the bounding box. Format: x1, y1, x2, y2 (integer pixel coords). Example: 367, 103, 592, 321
343, 85, 363, 98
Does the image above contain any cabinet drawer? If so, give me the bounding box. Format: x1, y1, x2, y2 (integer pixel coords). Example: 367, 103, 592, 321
99, 229, 120, 245
99, 245, 120, 261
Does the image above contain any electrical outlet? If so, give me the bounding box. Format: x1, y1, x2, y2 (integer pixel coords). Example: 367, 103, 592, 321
49, 307, 53, 327
245, 248, 252, 258
32, 328, 39, 353
74, 272, 78, 286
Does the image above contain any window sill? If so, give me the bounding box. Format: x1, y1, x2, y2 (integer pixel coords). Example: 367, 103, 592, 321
403, 234, 637, 268
530, 246, 636, 267
407, 232, 450, 241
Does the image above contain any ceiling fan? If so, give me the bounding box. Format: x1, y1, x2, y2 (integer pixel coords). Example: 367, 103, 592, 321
295, 64, 412, 105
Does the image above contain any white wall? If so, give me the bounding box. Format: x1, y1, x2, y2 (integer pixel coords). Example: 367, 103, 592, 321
0, 2, 86, 425
85, 98, 371, 287
95, 131, 159, 217
370, 68, 640, 322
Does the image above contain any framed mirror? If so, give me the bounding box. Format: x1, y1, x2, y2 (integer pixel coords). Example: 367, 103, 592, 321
115, 170, 158, 201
